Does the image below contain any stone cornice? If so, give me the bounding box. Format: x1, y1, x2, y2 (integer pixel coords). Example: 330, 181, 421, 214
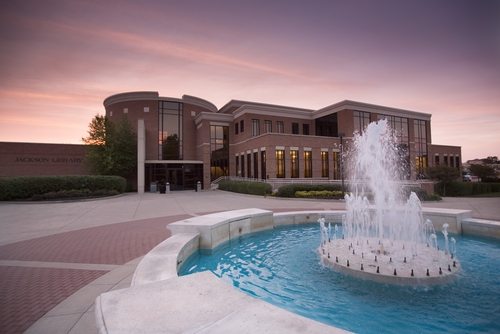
314, 100, 431, 120
103, 91, 159, 108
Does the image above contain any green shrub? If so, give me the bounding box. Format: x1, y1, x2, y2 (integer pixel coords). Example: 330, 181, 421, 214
276, 184, 343, 198
295, 190, 343, 199
0, 175, 126, 200
218, 180, 272, 196
30, 189, 120, 201
434, 181, 500, 197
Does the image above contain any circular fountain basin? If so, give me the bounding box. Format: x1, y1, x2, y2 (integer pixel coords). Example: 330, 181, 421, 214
319, 238, 460, 285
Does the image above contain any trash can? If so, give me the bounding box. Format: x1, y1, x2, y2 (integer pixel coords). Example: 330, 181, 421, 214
165, 182, 170, 193
150, 182, 157, 193
159, 183, 166, 194
196, 181, 201, 192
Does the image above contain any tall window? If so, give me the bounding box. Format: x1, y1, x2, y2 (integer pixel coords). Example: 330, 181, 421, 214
261, 150, 266, 179
434, 155, 440, 166
444, 155, 449, 166
414, 119, 428, 178
377, 114, 409, 145
303, 124, 310, 135
210, 125, 229, 181
276, 149, 285, 178
241, 155, 245, 177
332, 151, 340, 179
290, 150, 299, 178
277, 121, 284, 134
234, 123, 239, 135
159, 101, 182, 159
353, 111, 370, 134
240, 120, 244, 133
236, 155, 239, 176
304, 151, 312, 178
247, 153, 252, 178
321, 151, 329, 177
253, 151, 259, 179
292, 122, 299, 134
252, 119, 260, 136
455, 156, 460, 169
264, 120, 272, 133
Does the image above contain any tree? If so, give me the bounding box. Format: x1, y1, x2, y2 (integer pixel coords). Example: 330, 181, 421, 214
482, 156, 498, 164
82, 115, 137, 177
470, 164, 497, 182
426, 166, 460, 196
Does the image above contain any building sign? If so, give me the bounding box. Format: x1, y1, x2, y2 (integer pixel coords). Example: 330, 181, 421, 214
14, 157, 84, 164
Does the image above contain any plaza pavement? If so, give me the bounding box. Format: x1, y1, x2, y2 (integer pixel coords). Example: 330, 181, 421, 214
0, 190, 498, 333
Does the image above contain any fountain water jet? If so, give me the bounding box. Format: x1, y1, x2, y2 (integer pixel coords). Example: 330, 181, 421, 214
319, 120, 460, 285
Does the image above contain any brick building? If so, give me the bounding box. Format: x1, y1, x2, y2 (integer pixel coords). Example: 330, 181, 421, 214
103, 91, 462, 192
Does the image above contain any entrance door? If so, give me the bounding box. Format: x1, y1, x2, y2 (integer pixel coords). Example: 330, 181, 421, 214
167, 168, 183, 190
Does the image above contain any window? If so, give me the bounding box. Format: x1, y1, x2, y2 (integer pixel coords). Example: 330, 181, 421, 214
332, 151, 340, 179
235, 123, 239, 135
247, 153, 252, 178
455, 156, 460, 169
353, 111, 370, 134
434, 155, 440, 166
240, 120, 244, 133
292, 122, 299, 134
290, 150, 299, 178
277, 121, 284, 134
210, 125, 229, 181
444, 155, 449, 166
159, 101, 182, 160
303, 124, 310, 135
236, 155, 239, 176
414, 119, 428, 178
252, 119, 260, 136
241, 155, 245, 177
377, 114, 409, 145
276, 150, 285, 178
264, 120, 272, 133
315, 113, 338, 137
304, 151, 312, 178
321, 151, 329, 177
253, 151, 259, 179
261, 150, 267, 179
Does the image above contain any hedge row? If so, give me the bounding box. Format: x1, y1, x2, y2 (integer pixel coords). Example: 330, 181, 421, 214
218, 180, 272, 196
276, 184, 343, 198
295, 190, 343, 199
0, 175, 126, 200
434, 181, 500, 197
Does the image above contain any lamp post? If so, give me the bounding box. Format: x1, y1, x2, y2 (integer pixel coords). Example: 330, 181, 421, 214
339, 133, 345, 197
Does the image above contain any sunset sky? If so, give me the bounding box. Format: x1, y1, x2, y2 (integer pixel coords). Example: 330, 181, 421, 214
0, 0, 498, 161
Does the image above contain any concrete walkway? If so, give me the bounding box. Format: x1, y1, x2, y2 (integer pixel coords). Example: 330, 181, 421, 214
0, 191, 498, 333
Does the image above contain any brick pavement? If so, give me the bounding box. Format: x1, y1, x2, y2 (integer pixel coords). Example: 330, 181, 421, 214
0, 214, 191, 334
0, 214, 190, 265
0, 266, 104, 334
0, 208, 330, 333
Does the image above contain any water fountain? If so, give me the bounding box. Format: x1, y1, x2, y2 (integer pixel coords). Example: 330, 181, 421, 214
319, 120, 460, 284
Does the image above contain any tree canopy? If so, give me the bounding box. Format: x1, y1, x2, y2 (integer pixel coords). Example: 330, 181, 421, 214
469, 164, 497, 181
82, 115, 137, 177
426, 166, 461, 196
426, 166, 461, 183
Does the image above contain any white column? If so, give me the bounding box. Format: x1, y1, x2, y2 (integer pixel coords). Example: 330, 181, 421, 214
137, 119, 145, 194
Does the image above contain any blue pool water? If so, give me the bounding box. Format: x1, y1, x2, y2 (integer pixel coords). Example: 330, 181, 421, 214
180, 224, 500, 333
